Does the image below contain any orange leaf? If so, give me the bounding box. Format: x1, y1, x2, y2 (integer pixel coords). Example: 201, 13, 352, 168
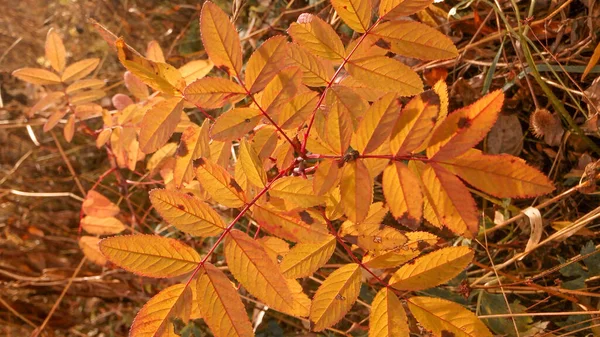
260, 66, 304, 117
174, 121, 211, 187
145, 40, 166, 63
251, 203, 330, 243
130, 283, 192, 337
178, 59, 214, 85
379, 0, 433, 19
288, 14, 345, 62
124, 71, 149, 99
278, 91, 319, 130
413, 162, 478, 237
279, 235, 336, 278
427, 90, 504, 161
210, 108, 262, 141
196, 263, 254, 337
149, 189, 225, 237
327, 86, 369, 129
66, 79, 105, 95
442, 149, 554, 198
369, 288, 409, 337
224, 230, 304, 316
194, 157, 246, 208
245, 35, 289, 93
286, 42, 334, 87
61, 58, 100, 82
582, 41, 600, 80
12, 68, 62, 85
346, 56, 423, 96
324, 92, 354, 155
183, 77, 246, 109
309, 263, 362, 331
45, 28, 66, 73
79, 236, 107, 266
351, 92, 400, 154
63, 114, 76, 142
139, 97, 184, 154
389, 246, 473, 290
80, 216, 126, 235
313, 159, 341, 196
362, 231, 439, 269
390, 90, 440, 155
340, 160, 373, 223
370, 21, 458, 60
99, 234, 201, 278
382, 161, 423, 224
82, 190, 120, 217
331, 0, 372, 33
200, 2, 243, 76
352, 224, 408, 253
269, 176, 324, 208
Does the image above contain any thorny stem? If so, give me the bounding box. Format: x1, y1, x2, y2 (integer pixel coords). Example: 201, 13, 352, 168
300, 17, 383, 155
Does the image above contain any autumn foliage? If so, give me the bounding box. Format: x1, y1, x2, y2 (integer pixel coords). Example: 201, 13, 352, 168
12, 0, 556, 336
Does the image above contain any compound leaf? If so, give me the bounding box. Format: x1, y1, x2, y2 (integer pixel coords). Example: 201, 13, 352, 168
211, 108, 262, 141
331, 0, 372, 33
269, 176, 324, 208
80, 216, 126, 235
351, 92, 400, 154
390, 90, 440, 155
183, 77, 246, 109
139, 97, 184, 154
340, 160, 373, 223
238, 139, 267, 188
346, 56, 422, 96
130, 283, 191, 337
245, 35, 289, 93
45, 28, 66, 72
200, 1, 243, 75
288, 14, 345, 62
194, 157, 246, 208
279, 235, 336, 278
251, 203, 330, 243
99, 234, 201, 278
379, 0, 433, 19
12, 68, 62, 85
382, 161, 423, 224
61, 58, 100, 83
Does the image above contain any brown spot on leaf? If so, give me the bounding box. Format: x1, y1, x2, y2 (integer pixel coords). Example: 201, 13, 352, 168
192, 157, 205, 168
244, 118, 251, 123
335, 294, 346, 300
343, 235, 358, 245
219, 65, 230, 74
229, 179, 243, 193
421, 90, 440, 106
299, 210, 314, 224
417, 240, 431, 250
441, 330, 456, 337
457, 117, 472, 129
374, 38, 391, 49
176, 142, 188, 157
177, 204, 185, 210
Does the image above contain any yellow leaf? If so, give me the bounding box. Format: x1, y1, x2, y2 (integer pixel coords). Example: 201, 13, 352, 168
286, 42, 334, 87
28, 91, 65, 117
64, 114, 76, 142
389, 246, 473, 290
116, 38, 185, 96
443, 149, 554, 198
345, 34, 389, 61
258, 236, 290, 263
427, 90, 504, 161
261, 66, 304, 117
139, 97, 184, 154
200, 2, 243, 76
224, 230, 301, 315
346, 56, 423, 96
325, 187, 344, 220
327, 86, 369, 130
147, 143, 177, 172
211, 108, 262, 141
99, 234, 201, 278
146, 40, 166, 63
61, 58, 100, 83
414, 80, 449, 154
209, 140, 232, 168
379, 0, 433, 19
174, 121, 211, 188
369, 288, 409, 337
288, 14, 345, 62
352, 224, 407, 253
196, 263, 254, 337
251, 203, 330, 243
69, 89, 106, 105
82, 190, 120, 217
80, 216, 126, 235
313, 159, 341, 195
238, 139, 268, 188
351, 92, 400, 154
149, 189, 225, 237
195, 157, 246, 208
382, 162, 423, 224
340, 160, 373, 223
130, 283, 192, 337
323, 94, 354, 155
583, 41, 600, 80
309, 263, 362, 331
251, 125, 279, 161
390, 90, 440, 155
45, 28, 66, 73
246, 35, 289, 93
178, 59, 214, 85
79, 236, 107, 266
331, 0, 372, 33
183, 77, 246, 109
269, 176, 324, 208
413, 162, 479, 237
66, 79, 105, 95
12, 68, 62, 85
339, 75, 389, 102
371, 21, 458, 60
280, 235, 336, 278
363, 231, 439, 269
278, 91, 319, 130
407, 296, 493, 337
